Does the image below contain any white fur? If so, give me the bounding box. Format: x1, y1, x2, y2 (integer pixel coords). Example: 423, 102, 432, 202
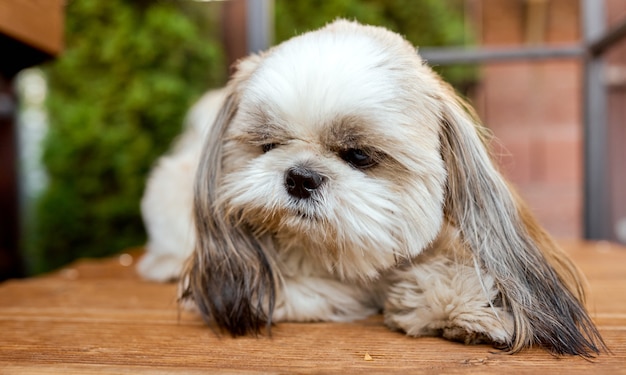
139, 32, 510, 339
139, 20, 507, 337
139, 20, 603, 356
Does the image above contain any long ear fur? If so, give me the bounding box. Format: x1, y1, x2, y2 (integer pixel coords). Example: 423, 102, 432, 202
438, 81, 607, 356
181, 55, 278, 336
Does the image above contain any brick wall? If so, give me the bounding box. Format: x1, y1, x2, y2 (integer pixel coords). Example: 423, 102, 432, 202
473, 0, 583, 238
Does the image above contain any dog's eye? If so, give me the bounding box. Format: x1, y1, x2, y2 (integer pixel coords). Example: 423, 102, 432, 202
340, 148, 376, 169
262, 143, 278, 153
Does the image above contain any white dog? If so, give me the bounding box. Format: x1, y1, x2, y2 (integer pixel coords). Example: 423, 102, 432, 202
139, 20, 605, 357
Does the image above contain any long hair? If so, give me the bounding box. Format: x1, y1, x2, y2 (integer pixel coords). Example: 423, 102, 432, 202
438, 80, 606, 356
181, 55, 279, 336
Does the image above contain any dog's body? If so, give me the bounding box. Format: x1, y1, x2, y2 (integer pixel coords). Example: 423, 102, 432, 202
138, 89, 224, 281
139, 20, 605, 356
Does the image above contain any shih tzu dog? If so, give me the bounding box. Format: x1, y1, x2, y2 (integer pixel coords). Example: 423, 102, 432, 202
139, 20, 606, 357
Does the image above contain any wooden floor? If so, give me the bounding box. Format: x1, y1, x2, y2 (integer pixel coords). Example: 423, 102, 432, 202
1, 241, 625, 374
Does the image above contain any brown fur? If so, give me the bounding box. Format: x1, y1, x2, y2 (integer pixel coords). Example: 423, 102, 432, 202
438, 81, 606, 355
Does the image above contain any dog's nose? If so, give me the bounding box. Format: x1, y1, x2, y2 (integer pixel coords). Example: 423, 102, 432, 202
285, 167, 324, 199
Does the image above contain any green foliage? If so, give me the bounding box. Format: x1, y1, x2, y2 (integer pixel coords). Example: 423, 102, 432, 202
27, 0, 225, 274
275, 0, 475, 87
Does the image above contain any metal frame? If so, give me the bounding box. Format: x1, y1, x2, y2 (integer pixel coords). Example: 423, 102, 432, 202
581, 0, 611, 240
246, 0, 274, 53
419, 45, 584, 64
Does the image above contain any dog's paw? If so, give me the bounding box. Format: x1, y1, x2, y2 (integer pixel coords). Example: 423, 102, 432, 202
383, 254, 514, 346
384, 298, 514, 347
136, 252, 186, 282
441, 326, 496, 345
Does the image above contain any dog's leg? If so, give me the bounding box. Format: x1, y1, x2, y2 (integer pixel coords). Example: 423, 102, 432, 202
383, 227, 514, 346
138, 149, 198, 282
272, 276, 381, 323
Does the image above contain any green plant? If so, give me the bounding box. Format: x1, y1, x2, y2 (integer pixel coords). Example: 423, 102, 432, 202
26, 0, 225, 274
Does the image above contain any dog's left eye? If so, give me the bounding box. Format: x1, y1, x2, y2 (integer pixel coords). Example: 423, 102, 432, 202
340, 148, 377, 169
262, 143, 278, 153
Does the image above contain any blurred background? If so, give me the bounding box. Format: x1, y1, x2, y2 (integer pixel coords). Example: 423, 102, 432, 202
0, 0, 624, 280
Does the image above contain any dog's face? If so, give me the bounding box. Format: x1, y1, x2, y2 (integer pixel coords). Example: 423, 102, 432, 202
217, 24, 447, 280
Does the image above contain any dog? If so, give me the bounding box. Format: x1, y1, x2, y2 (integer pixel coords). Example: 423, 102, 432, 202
139, 20, 606, 357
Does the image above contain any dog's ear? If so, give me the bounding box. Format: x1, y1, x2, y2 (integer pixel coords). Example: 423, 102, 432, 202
437, 81, 606, 356
181, 54, 278, 336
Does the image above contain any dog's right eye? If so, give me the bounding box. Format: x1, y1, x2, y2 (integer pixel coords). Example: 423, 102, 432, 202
262, 143, 278, 153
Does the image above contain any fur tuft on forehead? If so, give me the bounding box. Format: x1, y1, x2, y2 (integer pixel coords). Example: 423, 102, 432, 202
241, 22, 441, 132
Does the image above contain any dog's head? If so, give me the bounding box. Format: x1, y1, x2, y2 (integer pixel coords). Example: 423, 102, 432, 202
183, 20, 605, 356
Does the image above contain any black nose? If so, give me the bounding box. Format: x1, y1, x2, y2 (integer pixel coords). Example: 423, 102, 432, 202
285, 167, 324, 199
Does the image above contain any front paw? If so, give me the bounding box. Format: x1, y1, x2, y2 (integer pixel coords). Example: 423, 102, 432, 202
383, 257, 514, 347
441, 326, 501, 346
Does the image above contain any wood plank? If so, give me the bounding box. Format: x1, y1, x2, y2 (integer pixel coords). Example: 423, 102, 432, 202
0, 241, 625, 373
0, 0, 64, 55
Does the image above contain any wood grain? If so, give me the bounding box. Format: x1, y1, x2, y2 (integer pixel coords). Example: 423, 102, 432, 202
1, 241, 625, 374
